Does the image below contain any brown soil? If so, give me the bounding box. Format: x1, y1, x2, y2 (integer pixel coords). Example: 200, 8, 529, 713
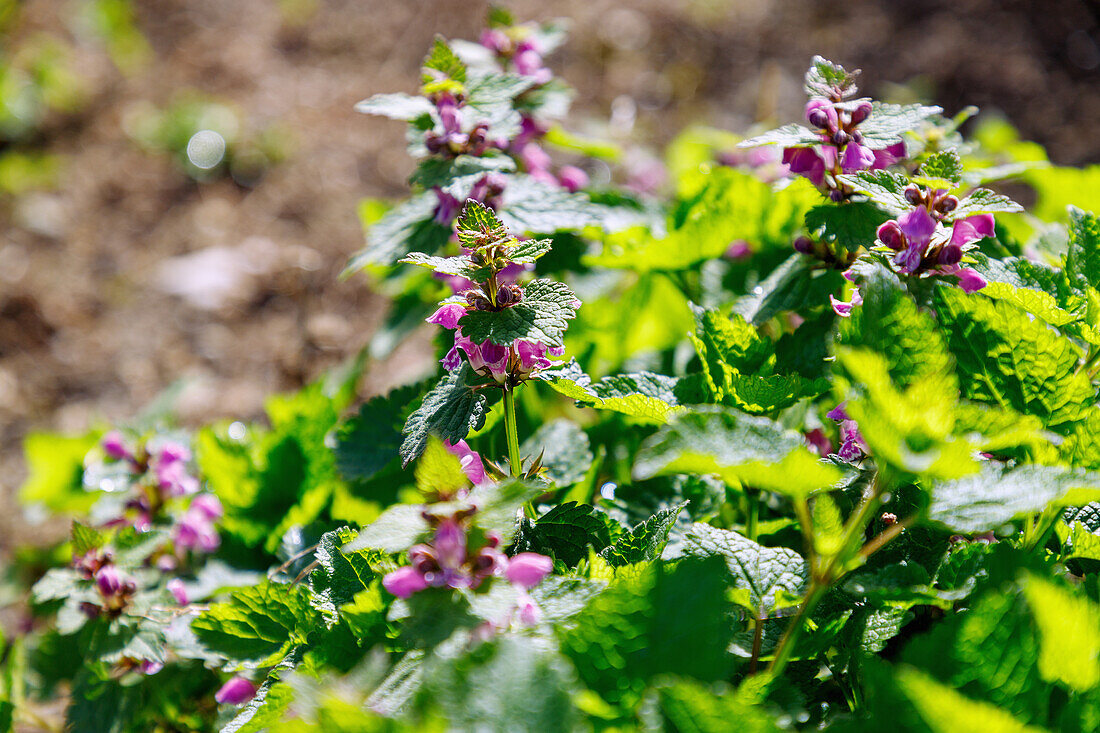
1, 0, 1097, 553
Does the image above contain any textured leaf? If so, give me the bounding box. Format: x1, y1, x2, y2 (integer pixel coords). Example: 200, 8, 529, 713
804, 201, 889, 253
634, 407, 843, 499
541, 362, 691, 423
400, 364, 493, 466
345, 192, 450, 272
691, 305, 772, 377
398, 251, 480, 278
737, 123, 821, 149
409, 153, 516, 195
70, 521, 104, 556
511, 502, 612, 567
421, 36, 466, 86
221, 649, 302, 733
455, 199, 508, 248
733, 253, 846, 325
335, 382, 423, 482
858, 103, 942, 149
309, 527, 381, 624
520, 419, 593, 487
342, 504, 429, 554
655, 678, 782, 733
934, 286, 1095, 430
414, 437, 469, 497
893, 666, 1045, 733
804, 55, 858, 97
192, 583, 318, 668
837, 169, 911, 215
951, 187, 1024, 218
354, 92, 434, 121
499, 175, 596, 234
919, 149, 963, 185
929, 464, 1100, 533
598, 502, 688, 567
683, 523, 807, 618
1023, 575, 1100, 692
458, 278, 579, 347
1066, 207, 1100, 289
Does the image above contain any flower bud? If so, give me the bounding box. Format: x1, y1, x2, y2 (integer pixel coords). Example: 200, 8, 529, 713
851, 130, 864, 144
215, 676, 258, 706
831, 130, 850, 147
793, 236, 814, 254
938, 243, 963, 266
829, 189, 845, 203
936, 194, 959, 215
505, 552, 553, 589
877, 221, 907, 251
95, 565, 124, 598
102, 431, 131, 461
804, 100, 837, 131
881, 512, 898, 526
904, 185, 924, 206
849, 101, 873, 126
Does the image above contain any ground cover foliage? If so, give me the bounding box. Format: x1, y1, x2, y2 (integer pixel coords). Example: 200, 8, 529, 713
6, 10, 1100, 732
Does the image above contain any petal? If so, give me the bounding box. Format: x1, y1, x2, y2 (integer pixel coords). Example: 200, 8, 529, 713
897, 207, 937, 246
444, 439, 487, 485
841, 142, 876, 173
830, 294, 853, 318
871, 141, 907, 169
955, 267, 988, 293
505, 552, 554, 589
949, 214, 996, 248
826, 403, 849, 421
426, 303, 467, 330
383, 567, 429, 599
215, 677, 258, 706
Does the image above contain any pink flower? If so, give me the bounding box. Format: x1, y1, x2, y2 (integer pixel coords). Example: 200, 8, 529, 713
215, 676, 258, 706
871, 141, 907, 169
505, 552, 553, 589
805, 99, 838, 131
516, 590, 542, 625
174, 505, 220, 553
444, 439, 487, 485
954, 267, 988, 293
558, 165, 588, 192
830, 287, 863, 318
101, 431, 131, 461
725, 240, 752, 260
95, 565, 125, 597
841, 142, 876, 173
433, 519, 467, 570
891, 207, 939, 274
383, 566, 430, 599
189, 494, 223, 521
427, 303, 467, 331
167, 578, 188, 605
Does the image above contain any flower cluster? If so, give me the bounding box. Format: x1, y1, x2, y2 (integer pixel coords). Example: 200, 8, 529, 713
826, 403, 867, 463
784, 99, 905, 195
429, 300, 564, 384
383, 512, 553, 626
73, 548, 137, 618
91, 431, 223, 565
875, 185, 992, 291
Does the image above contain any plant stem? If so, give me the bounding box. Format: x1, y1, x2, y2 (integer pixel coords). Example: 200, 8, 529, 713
749, 616, 764, 674
746, 488, 760, 542
503, 384, 522, 477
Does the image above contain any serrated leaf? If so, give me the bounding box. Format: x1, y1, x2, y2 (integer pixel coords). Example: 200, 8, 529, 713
409, 153, 516, 195
634, 407, 843, 499
192, 583, 318, 668
738, 123, 822, 149
455, 199, 508, 248
344, 192, 451, 272
520, 419, 593, 487
837, 169, 912, 215
400, 364, 493, 466
309, 527, 381, 625
804, 201, 890, 253
221, 648, 302, 733
511, 502, 611, 566
858, 102, 942, 149
415, 437, 470, 497
1066, 207, 1100, 289
691, 305, 772, 376
342, 504, 429, 554
733, 253, 846, 326
335, 382, 423, 482
919, 149, 963, 184
70, 521, 104, 556
951, 188, 1025, 219
1023, 575, 1100, 692
506, 237, 553, 263
598, 502, 687, 567
540, 362, 691, 423
354, 92, 434, 121
421, 36, 466, 87
929, 464, 1100, 533
458, 278, 578, 347
804, 55, 858, 97
683, 523, 807, 619
498, 174, 597, 234
934, 286, 1095, 430
655, 678, 782, 733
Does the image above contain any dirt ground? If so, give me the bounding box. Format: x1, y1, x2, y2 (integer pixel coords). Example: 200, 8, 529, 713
2, 0, 1098, 551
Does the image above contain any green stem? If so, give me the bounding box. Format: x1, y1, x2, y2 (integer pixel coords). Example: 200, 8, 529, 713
503, 384, 522, 477
746, 488, 760, 542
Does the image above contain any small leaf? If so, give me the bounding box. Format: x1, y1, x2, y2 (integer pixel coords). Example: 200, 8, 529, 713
804, 201, 890, 253
950, 188, 1025, 218
804, 55, 859, 98
455, 199, 509, 249
918, 149, 964, 185
837, 169, 912, 215
511, 502, 612, 566
414, 437, 470, 497
458, 279, 579, 347
738, 123, 822, 149
70, 521, 104, 556
421, 36, 466, 87
598, 502, 688, 567
354, 93, 434, 121
400, 364, 494, 466
540, 362, 691, 423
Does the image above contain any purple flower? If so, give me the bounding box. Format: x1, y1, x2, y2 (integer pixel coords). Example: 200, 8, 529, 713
949, 214, 995, 248
154, 446, 199, 497
782, 147, 832, 187
444, 439, 487, 485
433, 519, 467, 570
433, 189, 462, 225
141, 660, 163, 676
167, 578, 188, 605
871, 141, 907, 169
436, 93, 462, 137
383, 566, 430, 599
505, 552, 553, 589
891, 207, 939, 274
520, 142, 555, 184
954, 267, 988, 293
516, 590, 542, 625
459, 336, 510, 380
174, 505, 220, 553
725, 240, 752, 260
830, 287, 863, 318
805, 99, 838, 131
827, 403, 867, 462
841, 142, 876, 173
157, 442, 191, 465
480, 28, 510, 54
95, 565, 124, 597
557, 165, 588, 192
427, 303, 466, 331
215, 676, 258, 706
102, 431, 131, 461
189, 494, 223, 521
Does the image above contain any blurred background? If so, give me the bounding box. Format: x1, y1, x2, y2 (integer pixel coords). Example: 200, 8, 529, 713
1, 0, 1098, 541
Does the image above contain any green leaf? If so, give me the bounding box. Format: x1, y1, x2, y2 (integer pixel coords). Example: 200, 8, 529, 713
732, 253, 846, 325
335, 382, 423, 482
221, 648, 302, 733
409, 153, 516, 195
1023, 575, 1100, 692
540, 363, 691, 424
506, 237, 554, 264
354, 92, 434, 121
804, 55, 859, 97
342, 504, 429, 554
520, 418, 593, 487
840, 262, 953, 389
19, 431, 100, 514
919, 149, 963, 185
655, 678, 782, 733
951, 188, 1025, 218
415, 437, 470, 497
934, 286, 1095, 430
398, 251, 480, 278
498, 175, 597, 234
70, 521, 104, 556
691, 305, 772, 377
400, 364, 493, 466
1066, 207, 1100, 289
455, 199, 508, 249
892, 666, 1045, 733
804, 201, 889, 253
344, 192, 451, 272
458, 279, 579, 347
421, 36, 466, 87
683, 523, 807, 619
634, 407, 844, 500
558, 557, 737, 707
837, 169, 912, 215
929, 464, 1100, 533
192, 583, 318, 668
309, 527, 381, 624
511, 502, 612, 566
738, 123, 822, 149
858, 102, 942, 149
414, 636, 579, 731
598, 502, 687, 567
